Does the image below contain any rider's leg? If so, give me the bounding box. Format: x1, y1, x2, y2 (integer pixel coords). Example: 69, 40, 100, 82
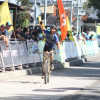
41, 59, 45, 79
42, 46, 47, 77
50, 52, 54, 70
42, 56, 45, 76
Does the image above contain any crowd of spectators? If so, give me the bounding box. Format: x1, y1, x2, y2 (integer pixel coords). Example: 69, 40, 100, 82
67, 31, 97, 44
10, 26, 44, 42
0, 22, 98, 49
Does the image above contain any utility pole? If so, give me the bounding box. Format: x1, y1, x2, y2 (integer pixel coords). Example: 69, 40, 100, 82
34, 0, 36, 28
44, 0, 47, 26
77, 0, 79, 34
70, 0, 73, 29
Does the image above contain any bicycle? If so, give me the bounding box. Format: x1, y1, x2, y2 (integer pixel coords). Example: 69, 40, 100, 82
39, 51, 55, 84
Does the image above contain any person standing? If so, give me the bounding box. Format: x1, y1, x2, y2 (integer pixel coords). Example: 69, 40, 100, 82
10, 27, 24, 41
0, 24, 9, 49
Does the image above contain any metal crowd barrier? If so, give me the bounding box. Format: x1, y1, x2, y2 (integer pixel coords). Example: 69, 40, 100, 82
0, 40, 41, 72
0, 39, 99, 72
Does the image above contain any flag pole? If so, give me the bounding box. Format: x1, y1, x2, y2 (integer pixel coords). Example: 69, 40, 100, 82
33, 0, 36, 29
70, 0, 73, 29
77, 0, 79, 34
44, 0, 47, 26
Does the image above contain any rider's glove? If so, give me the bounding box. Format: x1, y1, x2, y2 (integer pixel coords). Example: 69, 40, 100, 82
56, 50, 60, 53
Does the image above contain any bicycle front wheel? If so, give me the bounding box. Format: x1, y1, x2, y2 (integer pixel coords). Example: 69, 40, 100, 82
44, 60, 49, 84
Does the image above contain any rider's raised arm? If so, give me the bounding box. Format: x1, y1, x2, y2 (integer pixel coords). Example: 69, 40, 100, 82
40, 21, 45, 31
39, 21, 50, 36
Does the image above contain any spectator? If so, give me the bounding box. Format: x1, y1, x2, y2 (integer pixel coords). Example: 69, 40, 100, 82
0, 22, 12, 39
86, 31, 90, 40
82, 32, 86, 44
73, 31, 77, 41
5, 22, 13, 37
89, 33, 94, 40
10, 27, 24, 41
77, 32, 83, 41
65, 31, 70, 40
32, 28, 39, 41
0, 24, 9, 49
21, 27, 32, 40
6, 22, 12, 30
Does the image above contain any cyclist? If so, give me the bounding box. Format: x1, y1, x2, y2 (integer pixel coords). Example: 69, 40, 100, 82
39, 21, 60, 78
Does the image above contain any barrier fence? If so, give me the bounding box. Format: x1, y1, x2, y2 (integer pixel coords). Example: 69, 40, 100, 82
0, 39, 99, 72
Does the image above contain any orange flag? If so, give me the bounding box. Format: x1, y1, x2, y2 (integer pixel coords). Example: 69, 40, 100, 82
57, 0, 68, 41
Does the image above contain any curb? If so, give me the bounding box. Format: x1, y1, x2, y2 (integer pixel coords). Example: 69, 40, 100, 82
0, 59, 83, 81
0, 63, 63, 81
64, 59, 83, 68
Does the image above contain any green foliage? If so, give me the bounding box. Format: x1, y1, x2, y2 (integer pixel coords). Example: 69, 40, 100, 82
16, 0, 32, 28
88, 0, 100, 10
17, 0, 32, 7
17, 11, 31, 28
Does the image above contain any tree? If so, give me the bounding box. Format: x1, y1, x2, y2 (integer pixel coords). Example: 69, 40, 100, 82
17, 11, 31, 28
88, 0, 100, 10
17, 0, 31, 7
16, 0, 32, 28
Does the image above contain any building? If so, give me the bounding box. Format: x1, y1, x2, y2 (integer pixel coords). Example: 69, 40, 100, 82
0, 1, 33, 29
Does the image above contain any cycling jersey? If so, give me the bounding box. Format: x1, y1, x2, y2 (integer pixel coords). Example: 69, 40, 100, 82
43, 30, 59, 51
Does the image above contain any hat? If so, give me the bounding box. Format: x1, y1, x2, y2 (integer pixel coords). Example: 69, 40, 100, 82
91, 33, 94, 36
82, 32, 86, 35
50, 25, 57, 31
6, 22, 12, 26
1, 24, 6, 27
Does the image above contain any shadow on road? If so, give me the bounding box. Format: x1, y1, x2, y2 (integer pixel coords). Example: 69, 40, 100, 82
0, 87, 100, 100
60, 94, 100, 100
51, 61, 100, 80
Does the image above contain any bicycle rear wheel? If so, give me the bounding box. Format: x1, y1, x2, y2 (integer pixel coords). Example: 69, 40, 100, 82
47, 73, 50, 83
43, 52, 51, 84
44, 60, 48, 84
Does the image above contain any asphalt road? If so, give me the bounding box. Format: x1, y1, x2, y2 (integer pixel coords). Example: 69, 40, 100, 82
61, 80, 100, 100
0, 54, 100, 100
61, 55, 100, 100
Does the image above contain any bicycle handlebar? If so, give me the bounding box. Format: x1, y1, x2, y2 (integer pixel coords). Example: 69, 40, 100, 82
38, 51, 59, 54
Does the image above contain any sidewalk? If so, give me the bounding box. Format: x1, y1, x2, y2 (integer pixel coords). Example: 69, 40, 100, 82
0, 55, 100, 100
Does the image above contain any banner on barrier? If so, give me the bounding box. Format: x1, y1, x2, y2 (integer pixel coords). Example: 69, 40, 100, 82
11, 50, 18, 57
0, 44, 13, 67
27, 40, 39, 56
2, 50, 10, 57
17, 42, 28, 65
9, 41, 21, 66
